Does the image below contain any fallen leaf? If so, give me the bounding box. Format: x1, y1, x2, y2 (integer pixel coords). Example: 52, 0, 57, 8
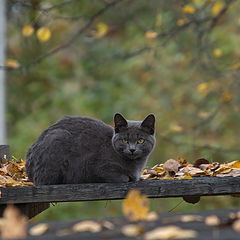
193, 158, 209, 168
205, 215, 220, 226
163, 159, 180, 176
183, 166, 205, 176
29, 223, 49, 236
101, 220, 114, 230
146, 211, 158, 221
227, 160, 240, 169
144, 225, 197, 240
233, 219, 240, 233
121, 224, 144, 237
2, 205, 28, 239
72, 220, 102, 232
216, 169, 240, 177
123, 189, 149, 222
162, 215, 203, 224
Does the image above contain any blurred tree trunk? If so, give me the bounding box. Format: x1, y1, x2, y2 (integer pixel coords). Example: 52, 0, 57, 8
0, 0, 6, 144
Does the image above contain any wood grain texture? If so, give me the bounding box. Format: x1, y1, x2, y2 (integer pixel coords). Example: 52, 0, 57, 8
0, 177, 240, 204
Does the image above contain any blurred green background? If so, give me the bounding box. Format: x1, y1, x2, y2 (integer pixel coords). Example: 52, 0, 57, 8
5, 0, 240, 221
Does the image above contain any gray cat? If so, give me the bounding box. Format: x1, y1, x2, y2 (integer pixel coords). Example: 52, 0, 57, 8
25, 113, 156, 185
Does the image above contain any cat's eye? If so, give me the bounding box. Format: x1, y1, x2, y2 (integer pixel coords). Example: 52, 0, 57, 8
122, 139, 129, 144
137, 138, 145, 144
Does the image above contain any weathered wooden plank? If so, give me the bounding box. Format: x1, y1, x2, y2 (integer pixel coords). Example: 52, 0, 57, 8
0, 144, 9, 162
0, 177, 239, 204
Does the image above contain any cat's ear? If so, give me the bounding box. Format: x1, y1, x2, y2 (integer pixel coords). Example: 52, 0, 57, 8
114, 113, 128, 133
141, 114, 155, 135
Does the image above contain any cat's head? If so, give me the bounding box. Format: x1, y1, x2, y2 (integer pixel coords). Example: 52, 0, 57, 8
112, 113, 156, 160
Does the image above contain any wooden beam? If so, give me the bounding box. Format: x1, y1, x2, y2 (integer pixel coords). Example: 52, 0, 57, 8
0, 177, 239, 204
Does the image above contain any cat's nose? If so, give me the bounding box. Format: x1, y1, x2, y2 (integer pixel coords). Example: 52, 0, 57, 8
130, 149, 136, 153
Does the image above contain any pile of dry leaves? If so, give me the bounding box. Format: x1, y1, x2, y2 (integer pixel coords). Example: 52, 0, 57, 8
142, 158, 240, 180
0, 157, 33, 187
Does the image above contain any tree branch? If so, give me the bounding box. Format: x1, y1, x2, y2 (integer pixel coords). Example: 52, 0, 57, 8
1, 0, 123, 72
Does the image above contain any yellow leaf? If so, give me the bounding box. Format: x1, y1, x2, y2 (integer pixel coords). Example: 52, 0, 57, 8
96, 22, 109, 38
123, 189, 149, 222
5, 59, 20, 69
22, 24, 34, 37
144, 31, 158, 40
213, 48, 222, 58
211, 1, 224, 16
37, 27, 51, 42
177, 18, 187, 26
221, 91, 234, 103
182, 5, 196, 14
230, 62, 240, 70
228, 160, 240, 169
197, 82, 209, 95
169, 124, 183, 132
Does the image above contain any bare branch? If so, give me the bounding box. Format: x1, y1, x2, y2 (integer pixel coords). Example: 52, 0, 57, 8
1, 0, 123, 72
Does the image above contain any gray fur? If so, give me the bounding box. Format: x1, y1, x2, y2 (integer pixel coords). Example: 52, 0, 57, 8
25, 113, 156, 185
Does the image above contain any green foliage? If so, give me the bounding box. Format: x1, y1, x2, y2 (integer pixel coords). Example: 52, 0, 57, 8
5, 0, 240, 220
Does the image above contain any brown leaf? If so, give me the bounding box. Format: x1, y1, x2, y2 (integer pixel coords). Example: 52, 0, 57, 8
205, 215, 220, 226
144, 225, 197, 240
216, 169, 240, 177
163, 159, 180, 176
183, 166, 205, 176
233, 219, 240, 233
29, 223, 49, 236
72, 220, 102, 232
1, 204, 28, 239
162, 215, 203, 224
121, 224, 144, 237
193, 158, 209, 168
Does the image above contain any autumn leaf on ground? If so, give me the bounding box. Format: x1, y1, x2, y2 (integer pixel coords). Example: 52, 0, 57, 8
123, 189, 149, 222
205, 215, 220, 226
1, 204, 28, 239
0, 157, 33, 187
29, 223, 49, 236
72, 220, 102, 232
121, 224, 144, 237
144, 225, 197, 240
163, 159, 180, 177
